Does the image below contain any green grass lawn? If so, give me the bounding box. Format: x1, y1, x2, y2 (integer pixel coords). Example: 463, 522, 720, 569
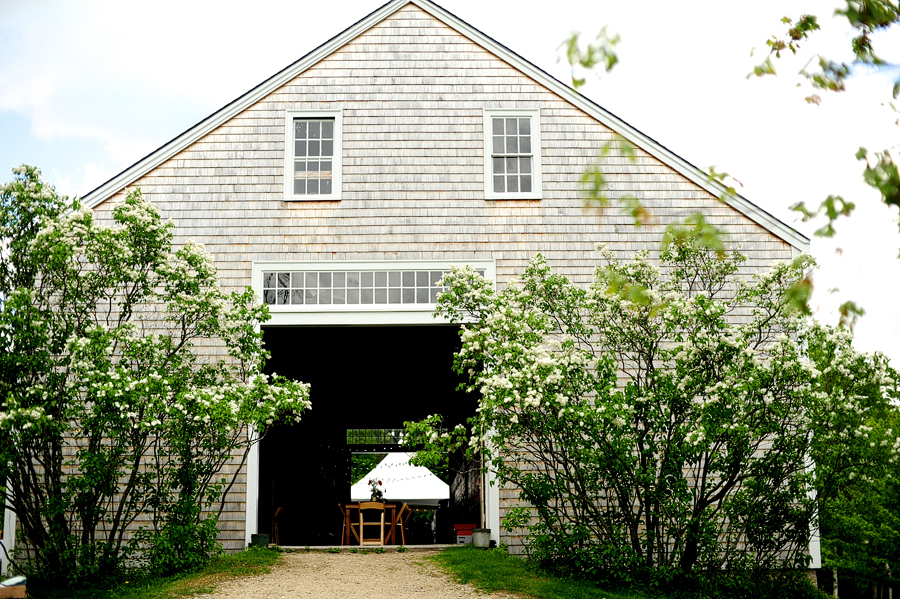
24, 547, 280, 599
430, 545, 652, 599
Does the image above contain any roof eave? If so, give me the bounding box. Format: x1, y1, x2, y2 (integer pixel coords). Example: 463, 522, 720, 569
82, 0, 410, 209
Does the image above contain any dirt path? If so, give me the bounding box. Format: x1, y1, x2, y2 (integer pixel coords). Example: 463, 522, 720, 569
199, 549, 514, 599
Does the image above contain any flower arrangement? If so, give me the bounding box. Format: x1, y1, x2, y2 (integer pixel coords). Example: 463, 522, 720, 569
368, 478, 385, 501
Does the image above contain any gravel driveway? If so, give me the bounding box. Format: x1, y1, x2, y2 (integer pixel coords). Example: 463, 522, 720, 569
200, 549, 514, 599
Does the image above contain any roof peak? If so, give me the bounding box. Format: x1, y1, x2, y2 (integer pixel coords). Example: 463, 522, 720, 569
82, 0, 808, 252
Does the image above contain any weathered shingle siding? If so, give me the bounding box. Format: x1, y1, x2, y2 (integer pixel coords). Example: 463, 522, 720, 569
96, 4, 793, 551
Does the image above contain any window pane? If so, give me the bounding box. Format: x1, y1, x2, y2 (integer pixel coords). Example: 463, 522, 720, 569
322, 120, 334, 138
295, 121, 307, 138
520, 157, 531, 173
277, 289, 289, 305
520, 136, 531, 153
389, 289, 401, 303
319, 272, 332, 287
505, 118, 518, 135
294, 179, 305, 195
493, 175, 505, 193
291, 272, 304, 287
430, 288, 440, 303
309, 121, 320, 139
492, 157, 504, 174
334, 272, 345, 287
506, 136, 518, 153
347, 272, 360, 287
333, 288, 345, 304
263, 272, 276, 288
348, 289, 360, 304
507, 175, 518, 192
492, 136, 504, 154
519, 118, 530, 135
291, 289, 304, 304
506, 157, 518, 174
361, 288, 373, 303
306, 289, 317, 303
307, 179, 319, 194
402, 271, 414, 287
295, 140, 307, 157
389, 271, 401, 286
417, 288, 429, 303
309, 141, 320, 156
294, 160, 306, 173
521, 175, 532, 193
416, 271, 428, 286
306, 272, 318, 287
278, 273, 290, 288
374, 289, 387, 304
361, 272, 373, 287
322, 140, 333, 157
319, 289, 332, 304
492, 118, 504, 135
264, 289, 276, 304
320, 178, 332, 195
402, 288, 415, 303
430, 271, 442, 285
374, 272, 387, 287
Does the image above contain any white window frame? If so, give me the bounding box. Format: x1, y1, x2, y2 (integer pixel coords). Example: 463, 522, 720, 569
252, 259, 496, 326
483, 108, 542, 200
283, 109, 343, 201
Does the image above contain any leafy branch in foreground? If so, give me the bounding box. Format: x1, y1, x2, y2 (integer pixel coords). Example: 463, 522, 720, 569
754, 3, 900, 250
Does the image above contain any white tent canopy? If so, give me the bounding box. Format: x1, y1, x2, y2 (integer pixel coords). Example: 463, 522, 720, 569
350, 452, 449, 506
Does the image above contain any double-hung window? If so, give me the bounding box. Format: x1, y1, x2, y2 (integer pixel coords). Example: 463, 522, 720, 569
283, 109, 342, 201
483, 108, 542, 200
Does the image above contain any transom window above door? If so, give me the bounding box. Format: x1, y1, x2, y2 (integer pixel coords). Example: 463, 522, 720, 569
253, 260, 496, 325
283, 109, 342, 201
260, 268, 485, 306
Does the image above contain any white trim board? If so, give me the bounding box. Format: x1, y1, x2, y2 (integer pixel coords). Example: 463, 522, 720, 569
1, 481, 15, 576
81, 0, 808, 253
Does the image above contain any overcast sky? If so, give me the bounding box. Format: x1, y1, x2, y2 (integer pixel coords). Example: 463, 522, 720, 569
1, 0, 898, 365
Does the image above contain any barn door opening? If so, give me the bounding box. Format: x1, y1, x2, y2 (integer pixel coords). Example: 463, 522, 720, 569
257, 325, 479, 546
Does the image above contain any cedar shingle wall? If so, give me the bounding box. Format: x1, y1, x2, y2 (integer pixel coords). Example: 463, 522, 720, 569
95, 4, 794, 552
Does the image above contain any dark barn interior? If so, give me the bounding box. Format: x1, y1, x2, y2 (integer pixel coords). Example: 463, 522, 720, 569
258, 325, 479, 546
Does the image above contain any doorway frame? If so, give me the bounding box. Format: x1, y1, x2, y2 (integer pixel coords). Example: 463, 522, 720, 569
246, 259, 500, 546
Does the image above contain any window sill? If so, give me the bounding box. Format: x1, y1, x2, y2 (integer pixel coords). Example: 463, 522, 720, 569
484, 193, 543, 201
283, 194, 342, 202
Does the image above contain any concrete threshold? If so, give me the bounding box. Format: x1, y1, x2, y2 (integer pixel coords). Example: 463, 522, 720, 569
275, 544, 457, 552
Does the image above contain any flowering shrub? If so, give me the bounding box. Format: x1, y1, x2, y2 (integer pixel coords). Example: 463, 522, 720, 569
409, 234, 899, 589
0, 166, 311, 582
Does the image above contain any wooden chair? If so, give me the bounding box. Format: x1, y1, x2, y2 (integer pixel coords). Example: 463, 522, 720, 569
393, 503, 410, 546
273, 506, 283, 546
358, 501, 385, 546
339, 504, 360, 545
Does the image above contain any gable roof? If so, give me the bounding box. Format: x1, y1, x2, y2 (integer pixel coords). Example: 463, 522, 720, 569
82, 0, 809, 253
